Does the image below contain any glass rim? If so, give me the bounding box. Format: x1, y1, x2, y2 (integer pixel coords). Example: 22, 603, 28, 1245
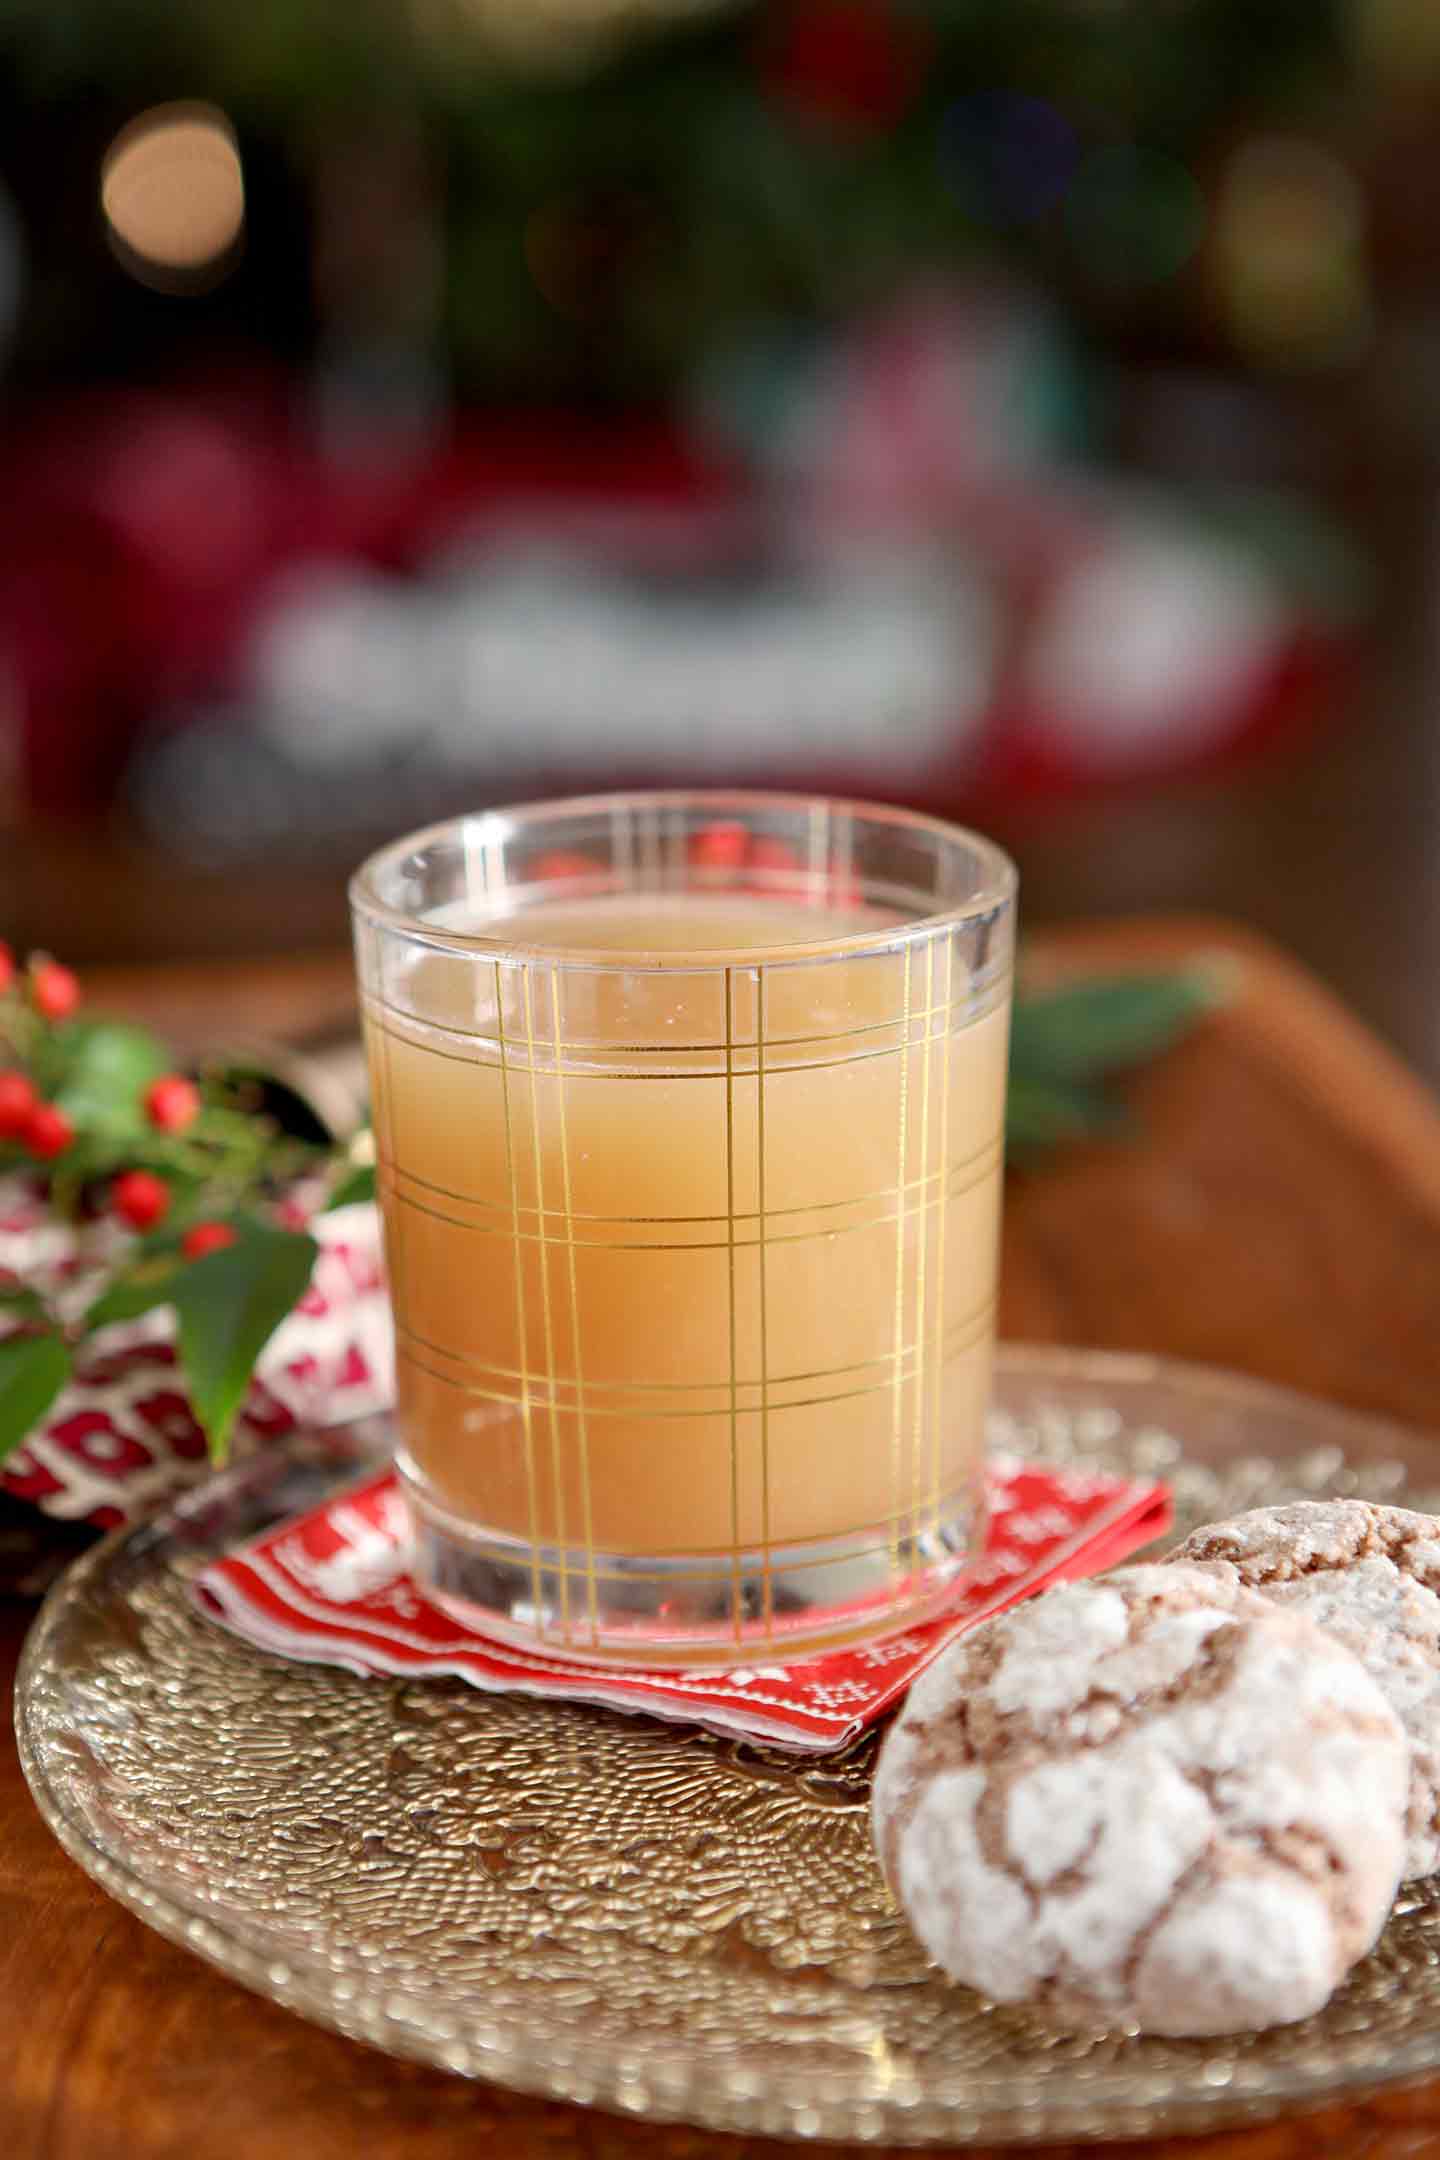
349, 790, 1017, 970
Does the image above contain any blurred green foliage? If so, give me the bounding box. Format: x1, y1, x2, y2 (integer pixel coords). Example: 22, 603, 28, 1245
0, 0, 1349, 401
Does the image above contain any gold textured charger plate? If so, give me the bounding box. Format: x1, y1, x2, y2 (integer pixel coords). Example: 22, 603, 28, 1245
17, 1345, 1440, 2147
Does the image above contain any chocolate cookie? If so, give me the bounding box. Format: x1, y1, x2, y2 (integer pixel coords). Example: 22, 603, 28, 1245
871, 1563, 1407, 2035
1173, 1499, 1440, 1879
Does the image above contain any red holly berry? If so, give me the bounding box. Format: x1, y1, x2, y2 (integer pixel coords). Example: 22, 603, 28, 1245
0, 942, 13, 995
111, 1169, 170, 1231
182, 1220, 237, 1260
30, 959, 81, 1022
145, 1074, 201, 1133
687, 821, 749, 871
25, 1103, 75, 1160
0, 1071, 38, 1140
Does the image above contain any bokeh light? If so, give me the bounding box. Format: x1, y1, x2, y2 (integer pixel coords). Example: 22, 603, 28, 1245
101, 103, 244, 292
1213, 137, 1370, 369
1065, 145, 1205, 290
1350, 0, 1440, 84
939, 93, 1079, 228
414, 0, 735, 70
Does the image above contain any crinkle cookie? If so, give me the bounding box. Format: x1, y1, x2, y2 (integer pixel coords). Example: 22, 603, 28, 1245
1172, 1500, 1440, 1879
871, 1563, 1407, 2035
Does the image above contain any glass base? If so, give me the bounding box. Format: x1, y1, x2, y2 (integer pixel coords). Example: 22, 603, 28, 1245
403, 1469, 986, 1669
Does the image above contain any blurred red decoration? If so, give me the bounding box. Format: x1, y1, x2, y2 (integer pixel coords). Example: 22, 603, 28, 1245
0, 308, 1367, 832
0, 373, 726, 814
760, 0, 932, 137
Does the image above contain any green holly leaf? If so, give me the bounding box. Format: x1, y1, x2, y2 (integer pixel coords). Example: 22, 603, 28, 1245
0, 1331, 72, 1464
1004, 968, 1225, 1163
323, 1160, 376, 1212
50, 1019, 171, 1132
171, 1223, 319, 1462
0, 1281, 47, 1322
1006, 1074, 1128, 1160
84, 1252, 186, 1331
1009, 971, 1221, 1084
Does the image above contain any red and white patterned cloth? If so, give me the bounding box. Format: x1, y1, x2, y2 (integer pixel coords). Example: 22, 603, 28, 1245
0, 1176, 393, 1528
193, 1458, 1171, 1751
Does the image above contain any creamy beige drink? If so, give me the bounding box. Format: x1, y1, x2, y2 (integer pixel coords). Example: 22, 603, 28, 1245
369, 892, 1005, 1549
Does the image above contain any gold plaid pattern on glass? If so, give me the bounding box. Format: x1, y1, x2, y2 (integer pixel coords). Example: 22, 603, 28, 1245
353, 794, 1015, 1666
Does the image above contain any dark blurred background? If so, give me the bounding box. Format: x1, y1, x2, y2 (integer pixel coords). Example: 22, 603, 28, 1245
1, 0, 1438, 1072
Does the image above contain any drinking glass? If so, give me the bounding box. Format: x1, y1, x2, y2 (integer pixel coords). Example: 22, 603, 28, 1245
351, 792, 1015, 1664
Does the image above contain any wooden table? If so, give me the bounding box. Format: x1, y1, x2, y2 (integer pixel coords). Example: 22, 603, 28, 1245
6, 917, 1440, 2160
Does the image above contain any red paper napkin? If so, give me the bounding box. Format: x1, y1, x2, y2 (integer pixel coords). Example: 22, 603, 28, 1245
194, 1457, 1170, 1752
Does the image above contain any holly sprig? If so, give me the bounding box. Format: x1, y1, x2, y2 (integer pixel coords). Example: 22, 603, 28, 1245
0, 941, 374, 1468
1007, 967, 1225, 1162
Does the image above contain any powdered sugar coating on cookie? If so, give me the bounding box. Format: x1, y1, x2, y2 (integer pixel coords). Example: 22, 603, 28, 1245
1173, 1500, 1440, 1878
871, 1564, 1408, 2036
